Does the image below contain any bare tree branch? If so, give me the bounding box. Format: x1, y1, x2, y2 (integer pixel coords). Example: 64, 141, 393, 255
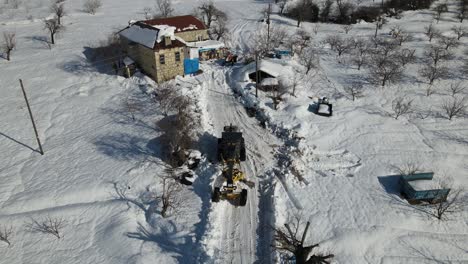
25, 216, 66, 239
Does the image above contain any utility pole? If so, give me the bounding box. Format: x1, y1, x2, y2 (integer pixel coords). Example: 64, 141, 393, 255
19, 79, 44, 155
255, 52, 259, 98
266, 3, 271, 51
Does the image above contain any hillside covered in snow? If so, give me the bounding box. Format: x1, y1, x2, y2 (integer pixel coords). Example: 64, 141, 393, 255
1, 0, 467, 263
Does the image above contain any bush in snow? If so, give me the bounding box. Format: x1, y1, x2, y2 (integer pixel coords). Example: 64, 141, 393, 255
2, 31, 16, 61
449, 82, 466, 97
83, 0, 101, 15
391, 96, 413, 120
441, 97, 467, 120
344, 83, 364, 101
25, 216, 66, 239
0, 224, 13, 246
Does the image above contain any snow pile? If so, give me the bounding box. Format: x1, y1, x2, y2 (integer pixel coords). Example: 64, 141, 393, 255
182, 24, 198, 31
260, 77, 278, 86
152, 24, 176, 43
187, 40, 225, 50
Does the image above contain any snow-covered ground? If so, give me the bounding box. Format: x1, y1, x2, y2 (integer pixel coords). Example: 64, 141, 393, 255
1, 0, 468, 263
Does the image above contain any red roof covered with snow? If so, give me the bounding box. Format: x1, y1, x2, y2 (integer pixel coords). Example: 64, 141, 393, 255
143, 15, 206, 33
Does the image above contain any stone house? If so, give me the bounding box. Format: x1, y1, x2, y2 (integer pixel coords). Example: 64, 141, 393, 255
119, 15, 211, 83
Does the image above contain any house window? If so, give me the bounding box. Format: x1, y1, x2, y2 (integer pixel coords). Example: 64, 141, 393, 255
175, 52, 181, 62
197, 35, 203, 41
159, 54, 165, 64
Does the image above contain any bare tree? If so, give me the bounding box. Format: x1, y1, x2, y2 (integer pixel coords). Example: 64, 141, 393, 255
159, 172, 183, 218
451, 25, 466, 40
391, 96, 413, 119
2, 31, 16, 61
448, 82, 465, 96
288, 71, 303, 97
292, 29, 311, 56
25, 216, 66, 239
43, 18, 62, 45
319, 0, 333, 22
433, 3, 448, 23
198, 0, 227, 28
155, 82, 179, 116
0, 224, 13, 246
411, 179, 467, 221
334, 37, 352, 57
392, 162, 422, 175
424, 23, 440, 42
419, 64, 449, 85
441, 97, 467, 120
270, 80, 290, 110
123, 97, 142, 121
457, 0, 468, 22
299, 46, 319, 74
344, 83, 364, 101
155, 0, 174, 18
50, 1, 65, 25
397, 48, 416, 66
369, 53, 404, 86
273, 215, 334, 264
437, 35, 459, 50
341, 24, 353, 34
83, 0, 102, 15
141, 6, 153, 19
424, 45, 451, 67
335, 0, 354, 24
209, 19, 228, 41
389, 25, 412, 46
374, 15, 386, 38
158, 94, 197, 166
313, 24, 320, 35
277, 0, 289, 15
324, 35, 340, 51
350, 38, 371, 70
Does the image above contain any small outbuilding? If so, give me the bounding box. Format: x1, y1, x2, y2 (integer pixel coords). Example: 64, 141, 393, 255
399, 172, 450, 204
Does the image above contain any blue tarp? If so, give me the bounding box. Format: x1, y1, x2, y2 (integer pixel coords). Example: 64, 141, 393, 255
184, 58, 199, 75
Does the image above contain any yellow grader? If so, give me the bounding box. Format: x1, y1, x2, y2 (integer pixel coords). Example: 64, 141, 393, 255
211, 125, 251, 206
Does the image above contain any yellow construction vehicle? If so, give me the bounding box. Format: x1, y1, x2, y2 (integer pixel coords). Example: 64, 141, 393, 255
212, 125, 249, 206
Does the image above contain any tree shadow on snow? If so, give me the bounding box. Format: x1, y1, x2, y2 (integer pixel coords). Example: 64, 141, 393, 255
93, 132, 163, 162
126, 221, 202, 263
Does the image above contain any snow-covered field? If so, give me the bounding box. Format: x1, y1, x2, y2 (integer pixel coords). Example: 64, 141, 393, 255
1, 0, 467, 263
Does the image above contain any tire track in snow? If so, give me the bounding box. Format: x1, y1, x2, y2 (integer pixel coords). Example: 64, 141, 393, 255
199, 64, 278, 264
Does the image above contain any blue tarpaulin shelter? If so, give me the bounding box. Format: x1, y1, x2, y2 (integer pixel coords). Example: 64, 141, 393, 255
184, 58, 199, 75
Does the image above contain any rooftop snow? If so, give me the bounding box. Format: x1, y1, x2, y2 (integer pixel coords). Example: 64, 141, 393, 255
119, 24, 158, 49
187, 40, 224, 50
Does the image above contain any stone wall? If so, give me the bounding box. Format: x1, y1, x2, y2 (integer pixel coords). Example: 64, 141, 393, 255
175, 29, 209, 42
155, 46, 185, 83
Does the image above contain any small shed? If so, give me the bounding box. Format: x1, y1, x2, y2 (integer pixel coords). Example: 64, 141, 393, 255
399, 172, 450, 204
187, 40, 225, 60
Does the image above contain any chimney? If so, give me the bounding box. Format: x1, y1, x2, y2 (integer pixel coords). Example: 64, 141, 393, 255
164, 36, 172, 46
